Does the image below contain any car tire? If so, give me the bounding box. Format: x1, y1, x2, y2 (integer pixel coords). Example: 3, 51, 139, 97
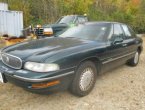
70, 61, 97, 97
128, 51, 140, 66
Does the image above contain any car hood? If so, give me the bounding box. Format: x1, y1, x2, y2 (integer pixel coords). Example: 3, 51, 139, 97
2, 37, 99, 62
43, 23, 68, 29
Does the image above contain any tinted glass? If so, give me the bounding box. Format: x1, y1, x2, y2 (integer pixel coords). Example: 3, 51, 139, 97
111, 24, 124, 41
77, 17, 87, 23
122, 25, 132, 38
128, 26, 136, 37
114, 24, 124, 36
57, 16, 75, 24
59, 23, 111, 41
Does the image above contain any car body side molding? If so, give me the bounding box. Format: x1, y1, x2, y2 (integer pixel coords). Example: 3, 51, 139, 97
102, 51, 136, 64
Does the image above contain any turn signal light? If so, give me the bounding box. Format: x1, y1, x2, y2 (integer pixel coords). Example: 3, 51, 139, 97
43, 32, 53, 35
32, 80, 60, 89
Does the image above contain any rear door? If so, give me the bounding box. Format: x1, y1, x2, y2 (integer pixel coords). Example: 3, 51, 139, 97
121, 24, 137, 54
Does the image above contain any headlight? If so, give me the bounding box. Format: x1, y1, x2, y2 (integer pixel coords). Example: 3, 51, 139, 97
24, 62, 60, 72
43, 28, 53, 35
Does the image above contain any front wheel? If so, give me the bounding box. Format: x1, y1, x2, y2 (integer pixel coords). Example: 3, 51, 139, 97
128, 51, 140, 66
70, 61, 97, 97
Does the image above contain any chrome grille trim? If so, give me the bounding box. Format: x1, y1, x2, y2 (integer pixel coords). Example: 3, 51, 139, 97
1, 53, 22, 69
13, 71, 75, 82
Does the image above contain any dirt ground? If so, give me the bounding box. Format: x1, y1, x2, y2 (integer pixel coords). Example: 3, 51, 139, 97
0, 37, 145, 110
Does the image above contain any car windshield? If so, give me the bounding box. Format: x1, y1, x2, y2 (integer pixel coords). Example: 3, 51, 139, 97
57, 16, 75, 24
58, 23, 111, 41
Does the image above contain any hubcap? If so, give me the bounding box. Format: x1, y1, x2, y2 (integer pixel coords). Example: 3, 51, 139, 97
134, 52, 139, 64
79, 68, 94, 91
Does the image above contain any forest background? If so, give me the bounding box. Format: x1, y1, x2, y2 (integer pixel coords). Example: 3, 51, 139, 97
0, 0, 145, 33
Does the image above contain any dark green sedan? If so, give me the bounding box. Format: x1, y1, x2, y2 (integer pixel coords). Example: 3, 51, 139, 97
0, 22, 143, 97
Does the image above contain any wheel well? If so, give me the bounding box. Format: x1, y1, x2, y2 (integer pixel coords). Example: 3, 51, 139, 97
77, 57, 101, 74
137, 46, 142, 54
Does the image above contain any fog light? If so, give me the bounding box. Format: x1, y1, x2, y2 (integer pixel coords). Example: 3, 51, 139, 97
32, 80, 60, 89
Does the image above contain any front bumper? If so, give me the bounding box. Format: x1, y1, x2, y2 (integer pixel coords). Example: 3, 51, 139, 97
0, 61, 75, 94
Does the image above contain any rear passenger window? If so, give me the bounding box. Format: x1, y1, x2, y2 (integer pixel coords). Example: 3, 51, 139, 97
122, 25, 136, 38
128, 26, 136, 37
122, 25, 132, 38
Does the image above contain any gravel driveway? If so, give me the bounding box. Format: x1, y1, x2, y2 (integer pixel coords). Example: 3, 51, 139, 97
0, 37, 145, 110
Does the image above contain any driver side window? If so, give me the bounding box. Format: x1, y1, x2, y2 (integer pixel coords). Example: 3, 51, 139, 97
111, 24, 124, 41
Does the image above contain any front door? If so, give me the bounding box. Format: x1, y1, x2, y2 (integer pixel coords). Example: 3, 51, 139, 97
102, 23, 127, 73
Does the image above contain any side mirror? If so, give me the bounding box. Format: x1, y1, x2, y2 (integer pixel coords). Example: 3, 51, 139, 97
112, 35, 123, 45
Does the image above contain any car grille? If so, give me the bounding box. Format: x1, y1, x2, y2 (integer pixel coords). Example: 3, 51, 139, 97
1, 53, 22, 69
34, 28, 44, 36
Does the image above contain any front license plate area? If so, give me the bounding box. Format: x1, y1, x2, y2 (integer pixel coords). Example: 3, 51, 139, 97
0, 72, 4, 83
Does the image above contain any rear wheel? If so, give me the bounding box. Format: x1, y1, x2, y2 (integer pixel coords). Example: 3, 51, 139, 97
70, 61, 97, 97
128, 51, 140, 66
